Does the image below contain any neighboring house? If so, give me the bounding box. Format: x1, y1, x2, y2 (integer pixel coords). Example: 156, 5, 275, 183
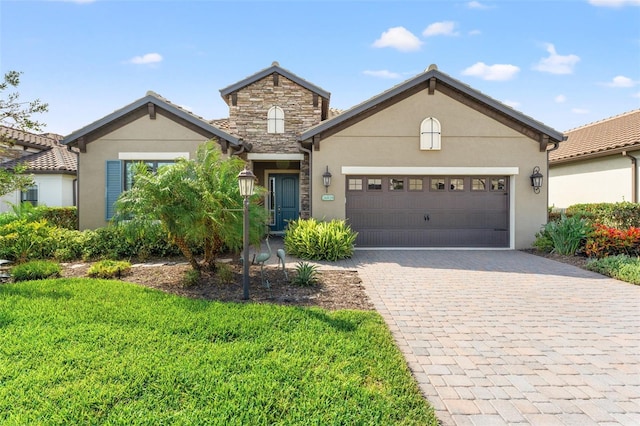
549, 109, 640, 209
62, 62, 564, 249
0, 126, 78, 213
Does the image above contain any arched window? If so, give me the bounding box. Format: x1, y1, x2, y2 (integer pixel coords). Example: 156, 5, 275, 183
420, 117, 441, 150
267, 106, 285, 134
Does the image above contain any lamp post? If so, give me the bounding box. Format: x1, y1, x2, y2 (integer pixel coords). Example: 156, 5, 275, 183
238, 166, 256, 300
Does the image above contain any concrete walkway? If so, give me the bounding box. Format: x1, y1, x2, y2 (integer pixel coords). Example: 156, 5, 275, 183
266, 243, 640, 425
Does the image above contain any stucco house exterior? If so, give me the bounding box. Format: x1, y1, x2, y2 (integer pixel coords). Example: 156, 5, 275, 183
62, 62, 564, 249
549, 109, 640, 209
0, 126, 77, 213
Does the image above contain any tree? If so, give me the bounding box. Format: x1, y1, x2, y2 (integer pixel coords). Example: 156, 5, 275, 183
0, 71, 49, 196
115, 142, 268, 271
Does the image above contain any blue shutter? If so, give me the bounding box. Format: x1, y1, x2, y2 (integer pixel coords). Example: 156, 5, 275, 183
105, 160, 122, 220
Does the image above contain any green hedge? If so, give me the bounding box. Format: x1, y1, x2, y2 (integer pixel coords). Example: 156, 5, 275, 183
564, 202, 640, 228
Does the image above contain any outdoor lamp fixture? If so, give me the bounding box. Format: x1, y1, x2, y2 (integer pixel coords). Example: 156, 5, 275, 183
237, 166, 256, 300
322, 166, 332, 193
530, 166, 543, 194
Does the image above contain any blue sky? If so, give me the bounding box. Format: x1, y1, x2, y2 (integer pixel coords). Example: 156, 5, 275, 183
1, 0, 639, 136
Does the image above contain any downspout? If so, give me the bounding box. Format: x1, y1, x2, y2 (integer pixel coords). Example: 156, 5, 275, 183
546, 137, 565, 219
66, 143, 80, 230
297, 139, 312, 217
622, 151, 637, 203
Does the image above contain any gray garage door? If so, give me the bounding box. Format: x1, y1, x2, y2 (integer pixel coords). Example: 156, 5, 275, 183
346, 176, 509, 247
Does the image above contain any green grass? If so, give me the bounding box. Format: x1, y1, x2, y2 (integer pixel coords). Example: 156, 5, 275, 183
0, 278, 437, 425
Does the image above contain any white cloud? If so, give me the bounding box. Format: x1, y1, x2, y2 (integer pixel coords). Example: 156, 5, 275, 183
588, 0, 640, 7
363, 70, 402, 79
555, 94, 567, 103
533, 43, 580, 74
468, 29, 482, 36
372, 27, 422, 52
128, 53, 163, 65
503, 100, 521, 109
605, 75, 637, 87
572, 108, 590, 114
422, 21, 459, 37
467, 1, 491, 9
461, 62, 520, 81
633, 91, 640, 98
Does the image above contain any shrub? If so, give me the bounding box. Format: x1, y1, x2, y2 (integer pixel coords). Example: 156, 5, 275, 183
216, 263, 234, 284
584, 224, 640, 258
586, 255, 640, 285
0, 219, 58, 262
284, 218, 357, 261
534, 214, 591, 255
11, 260, 61, 282
566, 202, 640, 229
34, 206, 77, 230
87, 260, 132, 279
291, 262, 319, 286
183, 269, 200, 287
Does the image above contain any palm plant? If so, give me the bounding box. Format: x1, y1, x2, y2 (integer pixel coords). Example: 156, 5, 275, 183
115, 142, 267, 271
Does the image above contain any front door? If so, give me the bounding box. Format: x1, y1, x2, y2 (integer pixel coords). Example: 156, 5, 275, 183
268, 174, 299, 233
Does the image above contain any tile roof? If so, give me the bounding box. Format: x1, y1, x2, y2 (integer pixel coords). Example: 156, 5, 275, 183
0, 125, 58, 149
0, 145, 77, 174
550, 109, 640, 163
1, 125, 77, 174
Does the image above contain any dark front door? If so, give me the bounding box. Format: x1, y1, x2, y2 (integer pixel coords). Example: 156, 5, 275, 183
268, 174, 299, 233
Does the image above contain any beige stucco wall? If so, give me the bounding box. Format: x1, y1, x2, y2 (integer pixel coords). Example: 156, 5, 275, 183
78, 114, 216, 230
549, 152, 639, 208
311, 90, 550, 249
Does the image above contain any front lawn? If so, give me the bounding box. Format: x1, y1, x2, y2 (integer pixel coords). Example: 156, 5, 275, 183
0, 278, 437, 425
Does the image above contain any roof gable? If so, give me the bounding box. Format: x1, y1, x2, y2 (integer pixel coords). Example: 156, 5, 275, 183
550, 109, 640, 164
61, 92, 241, 151
219, 62, 330, 100
300, 66, 564, 148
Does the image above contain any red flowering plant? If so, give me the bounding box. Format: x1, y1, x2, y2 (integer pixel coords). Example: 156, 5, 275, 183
584, 223, 640, 258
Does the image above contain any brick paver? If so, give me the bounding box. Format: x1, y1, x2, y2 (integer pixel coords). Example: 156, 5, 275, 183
299, 249, 640, 426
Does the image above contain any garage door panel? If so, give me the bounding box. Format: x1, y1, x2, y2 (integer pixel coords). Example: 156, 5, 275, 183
346, 175, 509, 247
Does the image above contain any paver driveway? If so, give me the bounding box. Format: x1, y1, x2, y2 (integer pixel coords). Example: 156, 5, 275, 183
311, 250, 640, 426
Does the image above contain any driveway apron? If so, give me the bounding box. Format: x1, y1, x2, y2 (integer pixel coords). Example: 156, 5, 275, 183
310, 250, 640, 426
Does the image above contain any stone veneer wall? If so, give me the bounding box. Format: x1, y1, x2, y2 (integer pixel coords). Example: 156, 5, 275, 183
226, 73, 323, 219
227, 74, 323, 153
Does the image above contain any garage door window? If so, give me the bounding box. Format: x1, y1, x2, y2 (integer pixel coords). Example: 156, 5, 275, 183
409, 178, 423, 191
389, 178, 404, 191
348, 178, 363, 191
472, 178, 487, 191
430, 178, 446, 191
450, 178, 464, 191
367, 178, 382, 191
491, 178, 506, 191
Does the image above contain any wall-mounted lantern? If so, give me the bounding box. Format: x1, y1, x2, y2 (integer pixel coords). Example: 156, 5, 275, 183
322, 166, 332, 193
530, 166, 543, 194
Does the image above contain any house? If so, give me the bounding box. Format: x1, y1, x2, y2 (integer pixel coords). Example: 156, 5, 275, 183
549, 109, 640, 209
62, 62, 564, 249
0, 126, 77, 212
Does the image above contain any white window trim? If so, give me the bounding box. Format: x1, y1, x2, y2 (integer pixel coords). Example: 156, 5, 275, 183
340, 166, 519, 176
118, 152, 189, 160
